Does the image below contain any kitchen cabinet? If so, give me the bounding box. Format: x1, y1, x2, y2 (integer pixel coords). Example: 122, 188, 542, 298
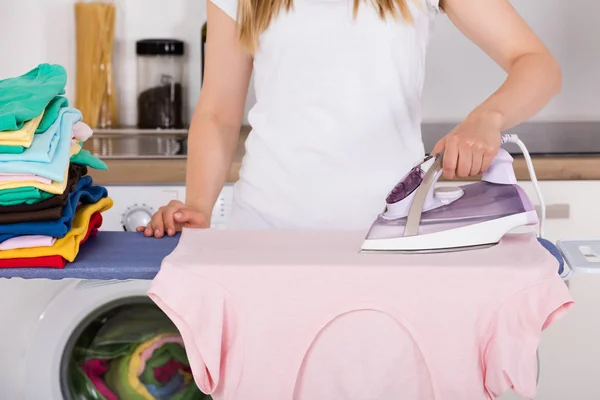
519, 181, 600, 241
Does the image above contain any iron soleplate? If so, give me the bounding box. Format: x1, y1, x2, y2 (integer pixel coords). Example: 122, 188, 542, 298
358, 242, 498, 255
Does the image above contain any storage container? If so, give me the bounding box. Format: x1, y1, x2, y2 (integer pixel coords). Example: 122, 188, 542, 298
136, 39, 185, 129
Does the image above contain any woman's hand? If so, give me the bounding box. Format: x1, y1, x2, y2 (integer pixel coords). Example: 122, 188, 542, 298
136, 200, 210, 238
431, 0, 561, 181
431, 111, 504, 180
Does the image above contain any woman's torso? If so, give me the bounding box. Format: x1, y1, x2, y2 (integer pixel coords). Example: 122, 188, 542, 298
231, 0, 440, 230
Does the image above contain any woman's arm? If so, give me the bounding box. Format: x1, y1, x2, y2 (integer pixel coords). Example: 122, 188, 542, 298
141, 3, 252, 237
185, 2, 253, 214
433, 0, 562, 179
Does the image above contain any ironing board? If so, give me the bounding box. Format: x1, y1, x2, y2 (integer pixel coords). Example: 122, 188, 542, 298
0, 232, 179, 280
0, 232, 563, 280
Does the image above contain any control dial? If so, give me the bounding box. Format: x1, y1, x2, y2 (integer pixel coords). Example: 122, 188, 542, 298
121, 204, 155, 232
433, 186, 464, 205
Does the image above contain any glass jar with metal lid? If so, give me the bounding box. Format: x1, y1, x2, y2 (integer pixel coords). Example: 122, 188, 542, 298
136, 39, 186, 129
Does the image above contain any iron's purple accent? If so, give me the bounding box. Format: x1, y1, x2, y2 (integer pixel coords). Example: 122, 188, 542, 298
526, 212, 539, 225
514, 184, 534, 212
514, 185, 539, 225
482, 149, 517, 185
367, 182, 531, 240
386, 165, 425, 204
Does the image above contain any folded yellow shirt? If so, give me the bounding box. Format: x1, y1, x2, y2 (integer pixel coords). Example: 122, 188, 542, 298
0, 112, 44, 147
0, 143, 81, 194
0, 196, 113, 261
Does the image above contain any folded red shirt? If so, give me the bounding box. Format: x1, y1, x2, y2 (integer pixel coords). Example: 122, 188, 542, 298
0, 212, 103, 269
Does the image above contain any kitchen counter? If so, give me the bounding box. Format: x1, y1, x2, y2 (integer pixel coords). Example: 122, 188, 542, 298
88, 126, 600, 185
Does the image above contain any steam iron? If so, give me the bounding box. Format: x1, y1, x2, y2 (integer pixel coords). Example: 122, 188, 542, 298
360, 134, 546, 253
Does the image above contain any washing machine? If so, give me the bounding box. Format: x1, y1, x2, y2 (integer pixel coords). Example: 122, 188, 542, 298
0, 184, 233, 400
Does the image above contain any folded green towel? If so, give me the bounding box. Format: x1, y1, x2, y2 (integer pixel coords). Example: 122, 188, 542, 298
0, 145, 25, 154
37, 96, 69, 133
0, 186, 54, 206
71, 149, 108, 171
0, 64, 67, 131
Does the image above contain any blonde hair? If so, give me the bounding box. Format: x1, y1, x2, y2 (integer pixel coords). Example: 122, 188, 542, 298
238, 0, 414, 53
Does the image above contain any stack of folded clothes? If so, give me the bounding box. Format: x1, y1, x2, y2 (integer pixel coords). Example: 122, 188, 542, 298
0, 64, 113, 268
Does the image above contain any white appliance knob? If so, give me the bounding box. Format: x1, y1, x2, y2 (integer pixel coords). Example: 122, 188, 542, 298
121, 205, 154, 232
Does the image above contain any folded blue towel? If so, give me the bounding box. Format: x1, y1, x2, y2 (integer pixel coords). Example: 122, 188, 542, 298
0, 175, 106, 242
0, 108, 80, 182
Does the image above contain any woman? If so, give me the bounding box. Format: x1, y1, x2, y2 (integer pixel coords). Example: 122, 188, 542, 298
139, 0, 560, 236
141, 1, 561, 395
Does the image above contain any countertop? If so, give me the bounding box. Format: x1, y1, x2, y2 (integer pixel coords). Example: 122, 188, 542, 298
88, 126, 600, 185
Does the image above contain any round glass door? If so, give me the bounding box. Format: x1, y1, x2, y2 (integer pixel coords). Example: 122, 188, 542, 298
60, 296, 211, 399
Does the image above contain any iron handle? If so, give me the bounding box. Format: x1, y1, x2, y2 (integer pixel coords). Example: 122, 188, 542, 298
405, 153, 443, 237
535, 203, 570, 219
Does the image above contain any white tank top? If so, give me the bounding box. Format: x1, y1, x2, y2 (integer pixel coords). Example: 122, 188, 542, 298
210, 0, 441, 230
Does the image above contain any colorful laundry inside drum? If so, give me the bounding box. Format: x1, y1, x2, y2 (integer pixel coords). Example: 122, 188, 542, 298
65, 305, 209, 400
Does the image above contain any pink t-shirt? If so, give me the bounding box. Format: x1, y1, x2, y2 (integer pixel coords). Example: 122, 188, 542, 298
0, 235, 55, 250
0, 173, 51, 185
72, 121, 93, 142
148, 230, 573, 400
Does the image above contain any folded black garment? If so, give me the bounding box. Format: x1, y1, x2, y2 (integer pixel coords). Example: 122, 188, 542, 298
0, 164, 87, 224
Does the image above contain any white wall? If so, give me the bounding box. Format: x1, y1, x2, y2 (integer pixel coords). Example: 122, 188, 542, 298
423, 0, 599, 122
0, 0, 597, 124
0, 0, 213, 126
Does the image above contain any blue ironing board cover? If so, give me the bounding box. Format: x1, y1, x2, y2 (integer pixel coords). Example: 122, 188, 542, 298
538, 237, 565, 276
0, 233, 564, 280
0, 232, 180, 280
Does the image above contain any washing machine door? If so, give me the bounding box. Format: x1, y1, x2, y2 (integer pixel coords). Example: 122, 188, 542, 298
25, 279, 210, 400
